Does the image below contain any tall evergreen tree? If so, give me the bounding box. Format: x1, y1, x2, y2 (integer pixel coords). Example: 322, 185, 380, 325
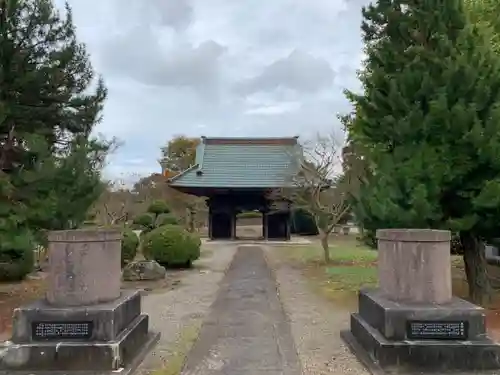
465, 0, 499, 53
0, 0, 112, 279
345, 0, 500, 303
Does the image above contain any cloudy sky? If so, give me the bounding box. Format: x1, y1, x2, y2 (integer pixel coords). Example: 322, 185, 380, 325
54, 0, 368, 181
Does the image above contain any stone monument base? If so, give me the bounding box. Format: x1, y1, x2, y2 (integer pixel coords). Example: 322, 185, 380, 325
341, 289, 500, 372
0, 290, 160, 373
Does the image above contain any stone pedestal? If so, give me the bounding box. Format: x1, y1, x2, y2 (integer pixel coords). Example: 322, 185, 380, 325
341, 229, 500, 373
378, 229, 452, 304
0, 229, 160, 373
46, 230, 122, 306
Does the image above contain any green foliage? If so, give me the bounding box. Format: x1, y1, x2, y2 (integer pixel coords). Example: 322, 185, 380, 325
142, 225, 201, 268
121, 229, 139, 267
291, 209, 318, 236
129, 222, 144, 230
465, 0, 500, 54
156, 213, 179, 227
358, 229, 377, 250
132, 213, 156, 231
347, 0, 500, 239
0, 0, 112, 273
0, 228, 35, 281
133, 201, 176, 233
344, 0, 500, 302
147, 200, 171, 215
133, 199, 177, 233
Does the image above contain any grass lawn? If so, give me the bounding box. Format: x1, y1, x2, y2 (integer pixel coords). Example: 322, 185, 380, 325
279, 235, 378, 309
279, 234, 500, 340
151, 321, 202, 375
279, 234, 473, 309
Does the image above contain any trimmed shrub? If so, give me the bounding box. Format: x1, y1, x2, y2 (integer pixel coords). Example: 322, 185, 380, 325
129, 222, 145, 230
132, 213, 156, 231
290, 209, 318, 236
147, 200, 170, 215
156, 213, 179, 227
142, 225, 201, 268
0, 230, 35, 281
121, 229, 139, 266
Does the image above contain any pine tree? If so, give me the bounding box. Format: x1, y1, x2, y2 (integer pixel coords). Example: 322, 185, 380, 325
345, 0, 500, 303
0, 0, 111, 279
465, 0, 500, 53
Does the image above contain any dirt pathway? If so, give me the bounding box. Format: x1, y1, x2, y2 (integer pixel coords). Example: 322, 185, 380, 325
137, 240, 370, 375
137, 244, 237, 374
264, 245, 369, 375
181, 245, 302, 375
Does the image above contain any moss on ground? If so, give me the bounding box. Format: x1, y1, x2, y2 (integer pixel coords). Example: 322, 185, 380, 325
151, 320, 202, 375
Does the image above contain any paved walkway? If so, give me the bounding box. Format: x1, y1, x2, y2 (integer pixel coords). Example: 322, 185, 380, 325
181, 245, 302, 375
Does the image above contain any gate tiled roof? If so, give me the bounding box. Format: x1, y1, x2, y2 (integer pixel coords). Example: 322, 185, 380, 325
168, 136, 301, 188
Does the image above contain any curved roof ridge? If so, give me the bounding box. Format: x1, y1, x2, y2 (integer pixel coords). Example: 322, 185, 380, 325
200, 136, 299, 146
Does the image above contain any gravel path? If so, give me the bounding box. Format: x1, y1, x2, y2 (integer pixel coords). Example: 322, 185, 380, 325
264, 245, 370, 375
136, 241, 368, 375
136, 244, 237, 374
180, 245, 302, 375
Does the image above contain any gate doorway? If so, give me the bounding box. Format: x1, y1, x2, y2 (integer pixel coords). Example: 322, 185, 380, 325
236, 212, 263, 239
210, 212, 233, 239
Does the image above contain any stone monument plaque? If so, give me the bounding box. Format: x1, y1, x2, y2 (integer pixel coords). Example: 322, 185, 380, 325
32, 321, 93, 340
406, 320, 468, 340
341, 229, 500, 371
0, 229, 160, 372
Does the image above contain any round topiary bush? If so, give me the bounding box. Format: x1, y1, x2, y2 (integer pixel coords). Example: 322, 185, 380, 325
121, 229, 139, 266
147, 200, 170, 215
142, 225, 201, 268
132, 213, 156, 231
156, 213, 179, 227
130, 222, 145, 230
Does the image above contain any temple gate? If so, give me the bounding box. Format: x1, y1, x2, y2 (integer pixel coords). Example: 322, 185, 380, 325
167, 136, 301, 241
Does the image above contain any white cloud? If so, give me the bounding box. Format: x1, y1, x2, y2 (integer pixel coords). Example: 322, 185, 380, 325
244, 101, 301, 116
57, 0, 369, 180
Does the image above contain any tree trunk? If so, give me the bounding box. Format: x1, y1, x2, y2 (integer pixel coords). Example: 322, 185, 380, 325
319, 229, 330, 263
187, 208, 195, 232
460, 231, 491, 305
